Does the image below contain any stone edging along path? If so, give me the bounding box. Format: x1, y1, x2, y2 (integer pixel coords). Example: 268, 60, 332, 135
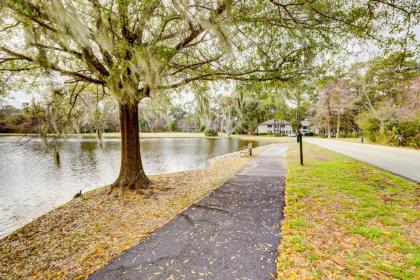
89, 143, 290, 280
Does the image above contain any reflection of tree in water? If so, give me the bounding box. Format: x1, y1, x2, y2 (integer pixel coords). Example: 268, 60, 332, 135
79, 141, 98, 166
162, 138, 180, 172
226, 138, 235, 154
207, 138, 217, 157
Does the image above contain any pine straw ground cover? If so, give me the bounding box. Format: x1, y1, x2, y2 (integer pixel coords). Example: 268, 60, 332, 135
0, 146, 268, 280
277, 143, 419, 279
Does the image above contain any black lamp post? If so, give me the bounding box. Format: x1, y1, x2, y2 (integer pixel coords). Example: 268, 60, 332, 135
296, 108, 303, 165
297, 132, 303, 165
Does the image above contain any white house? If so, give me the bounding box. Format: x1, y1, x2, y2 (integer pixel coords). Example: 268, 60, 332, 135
300, 119, 312, 135
257, 119, 294, 135
257, 119, 314, 135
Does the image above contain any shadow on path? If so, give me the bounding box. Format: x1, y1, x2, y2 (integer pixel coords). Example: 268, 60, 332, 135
89, 144, 289, 280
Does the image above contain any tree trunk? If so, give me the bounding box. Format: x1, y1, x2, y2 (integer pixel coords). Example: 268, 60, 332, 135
327, 121, 331, 138
111, 102, 150, 190
227, 110, 232, 136
336, 114, 341, 139
327, 102, 331, 138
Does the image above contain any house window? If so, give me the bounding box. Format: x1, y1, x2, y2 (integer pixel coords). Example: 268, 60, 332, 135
267, 125, 272, 128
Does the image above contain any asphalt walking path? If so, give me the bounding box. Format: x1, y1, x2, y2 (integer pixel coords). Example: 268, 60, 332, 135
305, 138, 420, 182
89, 143, 289, 280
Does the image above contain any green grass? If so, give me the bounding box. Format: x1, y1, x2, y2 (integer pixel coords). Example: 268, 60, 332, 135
0, 133, 34, 136
331, 137, 372, 144
277, 143, 419, 279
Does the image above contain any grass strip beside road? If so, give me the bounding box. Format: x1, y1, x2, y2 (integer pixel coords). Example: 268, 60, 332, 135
278, 143, 419, 279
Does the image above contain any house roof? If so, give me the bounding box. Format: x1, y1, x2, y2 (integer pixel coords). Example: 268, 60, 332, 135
258, 119, 290, 125
259, 119, 275, 125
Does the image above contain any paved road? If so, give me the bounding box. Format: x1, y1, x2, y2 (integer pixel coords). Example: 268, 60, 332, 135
89, 143, 289, 280
305, 138, 420, 182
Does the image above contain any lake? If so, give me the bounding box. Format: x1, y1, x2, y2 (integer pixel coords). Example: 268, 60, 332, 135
0, 136, 268, 238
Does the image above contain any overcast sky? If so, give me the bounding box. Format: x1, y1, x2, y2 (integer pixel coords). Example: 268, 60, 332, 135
4, 24, 420, 108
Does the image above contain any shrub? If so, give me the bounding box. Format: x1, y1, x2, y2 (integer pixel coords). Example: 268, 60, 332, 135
0, 122, 17, 133
233, 122, 247, 135
397, 120, 420, 148
406, 133, 420, 148
350, 131, 360, 138
204, 128, 218, 137
358, 111, 420, 148
357, 112, 381, 142
169, 120, 178, 132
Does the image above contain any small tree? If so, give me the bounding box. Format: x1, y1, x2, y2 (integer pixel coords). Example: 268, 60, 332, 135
169, 106, 186, 132
316, 79, 357, 138
315, 84, 333, 138
330, 80, 358, 138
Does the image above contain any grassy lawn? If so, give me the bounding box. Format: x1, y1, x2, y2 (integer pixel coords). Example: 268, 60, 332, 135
278, 143, 419, 279
327, 137, 371, 144
229, 134, 293, 143
0, 133, 33, 137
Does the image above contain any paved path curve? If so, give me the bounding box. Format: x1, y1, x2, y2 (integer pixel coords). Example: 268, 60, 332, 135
89, 143, 289, 280
305, 138, 420, 182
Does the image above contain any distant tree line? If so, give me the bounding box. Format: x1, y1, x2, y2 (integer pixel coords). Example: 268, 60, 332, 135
2, 50, 418, 151
1, 0, 417, 189
314, 52, 419, 148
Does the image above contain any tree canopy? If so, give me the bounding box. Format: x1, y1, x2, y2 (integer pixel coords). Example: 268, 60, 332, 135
0, 0, 419, 189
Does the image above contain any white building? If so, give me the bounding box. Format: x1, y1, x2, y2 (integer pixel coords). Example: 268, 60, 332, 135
300, 119, 312, 135
257, 119, 314, 135
257, 119, 294, 135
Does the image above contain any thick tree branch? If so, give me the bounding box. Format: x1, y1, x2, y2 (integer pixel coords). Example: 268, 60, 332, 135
0, 47, 105, 85
30, 43, 83, 58
158, 68, 307, 90
169, 54, 223, 75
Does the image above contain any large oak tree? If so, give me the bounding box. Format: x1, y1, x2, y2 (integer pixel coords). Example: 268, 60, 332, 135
0, 0, 416, 190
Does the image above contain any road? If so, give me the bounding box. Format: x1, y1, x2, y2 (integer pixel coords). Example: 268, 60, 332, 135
304, 138, 420, 182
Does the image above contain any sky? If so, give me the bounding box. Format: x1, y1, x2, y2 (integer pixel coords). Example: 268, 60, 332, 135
3, 24, 420, 109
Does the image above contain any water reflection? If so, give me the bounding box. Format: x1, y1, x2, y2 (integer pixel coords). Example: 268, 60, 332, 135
0, 136, 267, 238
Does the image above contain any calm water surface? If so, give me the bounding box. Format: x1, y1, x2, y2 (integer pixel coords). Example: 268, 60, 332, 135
0, 136, 268, 238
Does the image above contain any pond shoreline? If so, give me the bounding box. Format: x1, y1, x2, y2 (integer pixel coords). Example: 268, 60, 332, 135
0, 145, 269, 279
0, 132, 295, 140
1, 136, 274, 239
0, 132, 214, 138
